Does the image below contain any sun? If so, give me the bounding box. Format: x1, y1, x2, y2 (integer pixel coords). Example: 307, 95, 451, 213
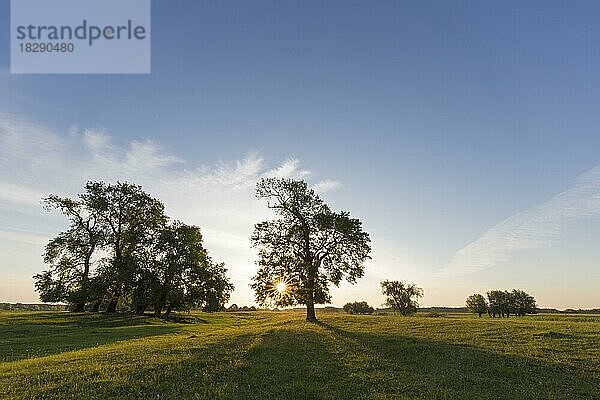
276, 281, 287, 294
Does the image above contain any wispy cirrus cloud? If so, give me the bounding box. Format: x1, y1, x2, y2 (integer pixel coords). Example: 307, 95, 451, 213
442, 163, 600, 275
313, 179, 342, 193
0, 228, 48, 246
0, 181, 44, 206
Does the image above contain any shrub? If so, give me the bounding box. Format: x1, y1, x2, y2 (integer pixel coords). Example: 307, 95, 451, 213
343, 301, 375, 315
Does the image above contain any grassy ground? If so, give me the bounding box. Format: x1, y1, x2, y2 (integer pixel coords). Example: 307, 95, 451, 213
0, 311, 599, 399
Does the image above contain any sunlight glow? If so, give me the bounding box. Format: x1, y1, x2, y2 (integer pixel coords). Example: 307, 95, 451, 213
276, 281, 287, 293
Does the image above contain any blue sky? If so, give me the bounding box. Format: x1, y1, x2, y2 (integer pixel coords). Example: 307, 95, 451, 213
1, 0, 600, 308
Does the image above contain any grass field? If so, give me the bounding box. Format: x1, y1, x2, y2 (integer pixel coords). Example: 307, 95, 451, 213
1, 311, 599, 399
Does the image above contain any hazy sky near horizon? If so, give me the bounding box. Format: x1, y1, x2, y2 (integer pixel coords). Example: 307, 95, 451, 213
1, 1, 600, 309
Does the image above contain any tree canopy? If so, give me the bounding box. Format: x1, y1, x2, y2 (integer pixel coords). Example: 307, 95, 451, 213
34, 181, 233, 316
35, 194, 103, 311
250, 177, 371, 321
487, 290, 514, 318
509, 289, 537, 316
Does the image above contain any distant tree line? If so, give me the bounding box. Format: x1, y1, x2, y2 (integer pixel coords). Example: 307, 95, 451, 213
0, 303, 67, 311
34, 181, 233, 316
226, 304, 257, 312
465, 290, 537, 317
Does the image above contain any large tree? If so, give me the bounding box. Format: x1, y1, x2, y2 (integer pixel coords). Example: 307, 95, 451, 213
34, 195, 103, 311
251, 178, 371, 321
82, 181, 167, 312
149, 221, 233, 316
197, 260, 235, 312
380, 280, 423, 316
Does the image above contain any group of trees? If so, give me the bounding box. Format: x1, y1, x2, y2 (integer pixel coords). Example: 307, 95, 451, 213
38, 178, 538, 323
341, 285, 536, 319
342, 280, 424, 316
246, 177, 431, 321
35, 181, 233, 316
35, 177, 372, 322
466, 290, 537, 317
35, 178, 542, 324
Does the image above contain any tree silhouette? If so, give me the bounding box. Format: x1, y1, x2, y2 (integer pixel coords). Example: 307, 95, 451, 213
510, 289, 537, 316
82, 181, 167, 312
465, 293, 488, 317
35, 195, 103, 311
486, 290, 513, 318
251, 178, 371, 321
381, 280, 423, 316
35, 181, 232, 315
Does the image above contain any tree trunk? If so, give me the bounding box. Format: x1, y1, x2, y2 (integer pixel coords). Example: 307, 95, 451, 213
91, 301, 101, 312
154, 286, 168, 317
160, 285, 168, 309
165, 305, 173, 317
73, 302, 85, 312
80, 248, 93, 309
305, 263, 318, 322
478, 312, 482, 317
136, 304, 147, 315
306, 289, 317, 322
106, 297, 118, 313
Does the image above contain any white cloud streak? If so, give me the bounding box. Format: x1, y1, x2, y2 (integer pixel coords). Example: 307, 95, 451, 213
0, 228, 48, 246
443, 163, 600, 275
313, 179, 342, 193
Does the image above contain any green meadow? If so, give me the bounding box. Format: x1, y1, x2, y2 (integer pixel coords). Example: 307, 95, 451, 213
1, 311, 599, 400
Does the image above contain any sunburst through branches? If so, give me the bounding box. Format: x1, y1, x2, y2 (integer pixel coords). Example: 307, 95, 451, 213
266, 277, 297, 306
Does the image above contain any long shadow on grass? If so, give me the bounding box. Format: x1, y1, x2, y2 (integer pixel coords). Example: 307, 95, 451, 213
217, 328, 374, 400
13, 333, 260, 400
0, 313, 180, 362
157, 324, 600, 400
317, 321, 600, 400
6, 318, 599, 400
43, 328, 377, 400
